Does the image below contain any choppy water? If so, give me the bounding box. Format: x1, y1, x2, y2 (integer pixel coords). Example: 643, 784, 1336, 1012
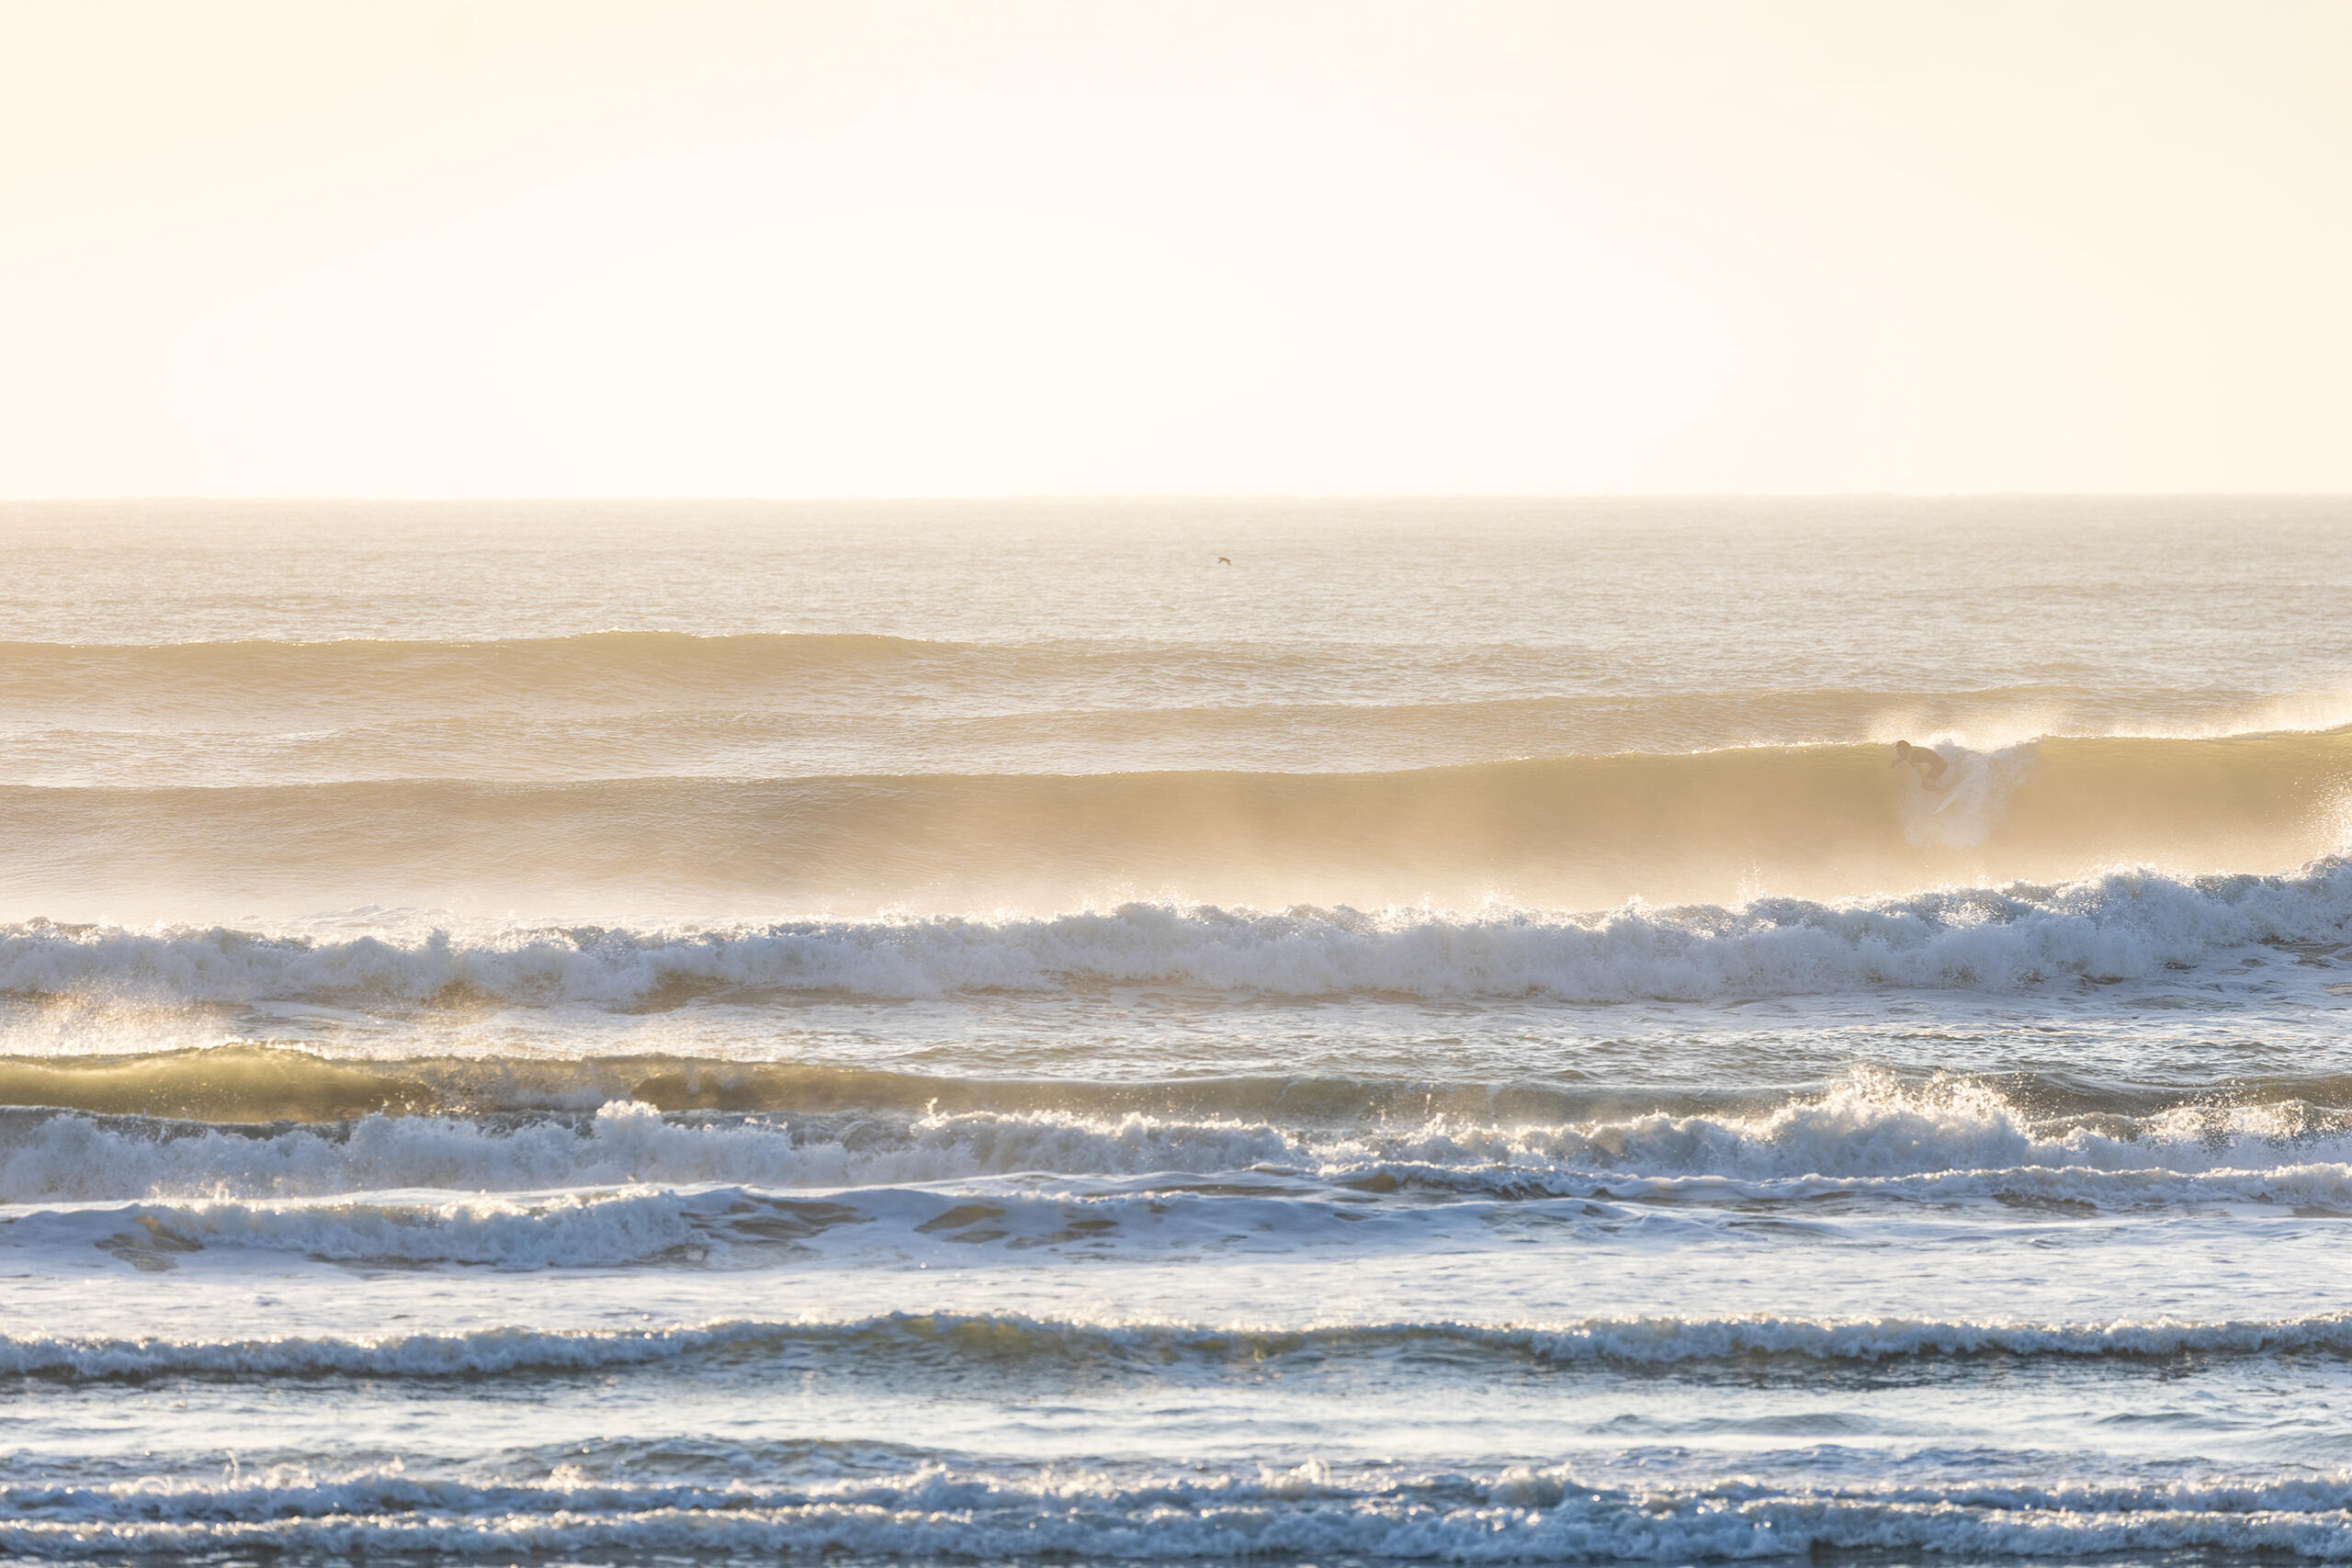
4, 497, 2351, 1567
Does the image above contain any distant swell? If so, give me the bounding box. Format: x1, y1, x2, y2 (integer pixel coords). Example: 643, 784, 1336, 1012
0, 629, 969, 703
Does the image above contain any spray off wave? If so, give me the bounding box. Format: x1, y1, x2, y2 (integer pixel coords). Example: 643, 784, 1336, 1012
7, 726, 2347, 913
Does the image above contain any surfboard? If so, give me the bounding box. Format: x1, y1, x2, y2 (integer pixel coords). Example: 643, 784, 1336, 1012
1927, 759, 1980, 815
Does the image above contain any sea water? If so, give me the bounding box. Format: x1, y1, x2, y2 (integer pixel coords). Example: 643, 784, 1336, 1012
1, 497, 2350, 1565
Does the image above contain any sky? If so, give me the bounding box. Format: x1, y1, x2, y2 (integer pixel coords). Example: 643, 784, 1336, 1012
3, 0, 2346, 498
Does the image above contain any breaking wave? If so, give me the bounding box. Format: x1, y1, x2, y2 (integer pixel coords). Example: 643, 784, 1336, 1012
11, 1446, 2352, 1562
15, 1152, 2352, 1271
5, 722, 2349, 912
12, 1308, 2352, 1383
8, 857, 2352, 1012
5, 1072, 2351, 1201
15, 1043, 2352, 1124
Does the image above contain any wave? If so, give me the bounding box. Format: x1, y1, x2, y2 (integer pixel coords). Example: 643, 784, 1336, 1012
10, 1450, 2352, 1563
6, 1074, 2352, 1201
21, 626, 2352, 790
15, 1043, 2344, 1124
18, 1147, 2352, 1271
8, 857, 2352, 1014
10, 628, 2350, 736
0, 1047, 1650, 1123
18, 630, 2352, 798
51, 688, 2319, 795
17, 1308, 2352, 1384
0, 629, 975, 706
6, 728, 2348, 914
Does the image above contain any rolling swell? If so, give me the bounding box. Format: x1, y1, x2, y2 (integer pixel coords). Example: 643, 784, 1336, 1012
19, 626, 2352, 788
11, 626, 2327, 742
0, 631, 969, 709
5, 727, 2350, 913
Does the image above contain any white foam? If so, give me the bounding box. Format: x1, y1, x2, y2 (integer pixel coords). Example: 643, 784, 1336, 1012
16, 1189, 707, 1269
0, 1100, 1301, 1201
7, 857, 2352, 1008
1, 1180, 1317, 1269
5, 1070, 2348, 1204
4, 1448, 2352, 1562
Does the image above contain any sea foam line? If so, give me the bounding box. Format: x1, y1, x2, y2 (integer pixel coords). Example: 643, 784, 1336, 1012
8, 1458, 2352, 1562
16, 1459, 2352, 1532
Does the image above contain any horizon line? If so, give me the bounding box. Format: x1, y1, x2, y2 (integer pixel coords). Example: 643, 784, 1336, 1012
7, 491, 2352, 505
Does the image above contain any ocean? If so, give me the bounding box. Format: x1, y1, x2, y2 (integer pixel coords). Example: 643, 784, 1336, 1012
2, 496, 2350, 1565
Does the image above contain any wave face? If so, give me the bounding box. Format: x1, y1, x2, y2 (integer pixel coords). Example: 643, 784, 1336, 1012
6, 729, 2349, 917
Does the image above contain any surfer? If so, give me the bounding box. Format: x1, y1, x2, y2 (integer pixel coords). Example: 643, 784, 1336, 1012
1890, 739, 1951, 790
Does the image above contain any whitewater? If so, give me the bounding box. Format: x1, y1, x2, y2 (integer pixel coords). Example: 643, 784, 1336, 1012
4, 498, 2352, 1568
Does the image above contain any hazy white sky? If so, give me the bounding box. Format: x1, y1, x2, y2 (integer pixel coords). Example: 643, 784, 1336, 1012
4, 0, 2346, 497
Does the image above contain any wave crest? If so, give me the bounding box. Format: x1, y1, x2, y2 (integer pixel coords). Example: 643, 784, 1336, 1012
7, 859, 2352, 1011
13, 1308, 2352, 1384
5, 1072, 2351, 1201
8, 725, 2352, 913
